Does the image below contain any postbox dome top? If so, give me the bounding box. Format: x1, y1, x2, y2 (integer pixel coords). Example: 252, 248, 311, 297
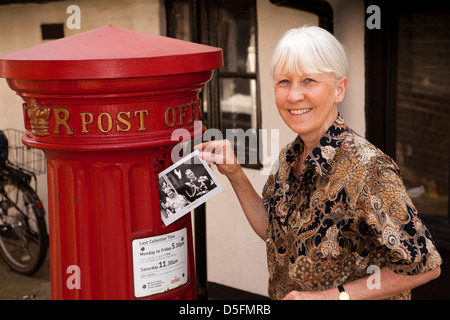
0, 25, 223, 80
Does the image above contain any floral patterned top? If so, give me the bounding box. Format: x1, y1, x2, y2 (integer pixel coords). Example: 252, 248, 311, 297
262, 114, 442, 300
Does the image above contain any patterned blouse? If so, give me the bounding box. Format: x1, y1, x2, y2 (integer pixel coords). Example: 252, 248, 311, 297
262, 114, 442, 300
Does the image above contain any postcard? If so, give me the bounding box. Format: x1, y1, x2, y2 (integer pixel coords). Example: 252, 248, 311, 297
158, 150, 223, 226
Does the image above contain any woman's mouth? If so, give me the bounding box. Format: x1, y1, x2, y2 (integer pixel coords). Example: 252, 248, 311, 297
289, 108, 312, 115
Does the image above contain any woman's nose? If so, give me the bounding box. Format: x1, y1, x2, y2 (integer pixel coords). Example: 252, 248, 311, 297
287, 83, 305, 102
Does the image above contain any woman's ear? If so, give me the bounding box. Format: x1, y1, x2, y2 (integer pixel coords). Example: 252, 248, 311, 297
335, 77, 348, 104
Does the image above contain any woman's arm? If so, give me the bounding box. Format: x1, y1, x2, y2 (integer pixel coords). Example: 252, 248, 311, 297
283, 266, 441, 300
195, 140, 268, 240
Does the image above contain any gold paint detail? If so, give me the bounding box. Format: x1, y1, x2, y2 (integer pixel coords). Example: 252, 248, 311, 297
27, 98, 51, 137
53, 108, 74, 135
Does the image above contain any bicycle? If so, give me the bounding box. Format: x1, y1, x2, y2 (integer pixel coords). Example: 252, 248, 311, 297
0, 129, 48, 275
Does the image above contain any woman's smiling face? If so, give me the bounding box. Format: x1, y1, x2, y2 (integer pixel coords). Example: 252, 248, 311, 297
274, 69, 347, 142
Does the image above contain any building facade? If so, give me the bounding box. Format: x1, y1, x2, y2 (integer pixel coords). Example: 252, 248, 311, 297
0, 0, 448, 299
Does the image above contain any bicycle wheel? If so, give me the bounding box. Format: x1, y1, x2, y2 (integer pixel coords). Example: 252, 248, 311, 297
0, 179, 48, 275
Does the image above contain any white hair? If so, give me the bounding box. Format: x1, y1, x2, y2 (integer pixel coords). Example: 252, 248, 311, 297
271, 25, 349, 79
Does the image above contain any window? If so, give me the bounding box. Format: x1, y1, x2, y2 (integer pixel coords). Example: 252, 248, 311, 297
165, 0, 191, 41
215, 0, 259, 167
41, 23, 64, 40
166, 0, 261, 168
396, 11, 450, 222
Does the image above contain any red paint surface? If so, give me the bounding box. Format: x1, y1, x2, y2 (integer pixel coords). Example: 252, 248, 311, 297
0, 25, 222, 300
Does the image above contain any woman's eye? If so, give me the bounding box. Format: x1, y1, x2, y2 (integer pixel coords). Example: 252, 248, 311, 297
304, 78, 316, 83
277, 79, 290, 85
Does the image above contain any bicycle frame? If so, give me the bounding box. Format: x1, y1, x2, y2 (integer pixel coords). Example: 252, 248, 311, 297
1, 160, 38, 193
1, 161, 44, 218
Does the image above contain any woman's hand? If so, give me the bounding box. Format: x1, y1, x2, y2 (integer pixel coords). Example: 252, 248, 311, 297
195, 139, 268, 240
194, 139, 240, 177
282, 266, 441, 300
283, 290, 333, 300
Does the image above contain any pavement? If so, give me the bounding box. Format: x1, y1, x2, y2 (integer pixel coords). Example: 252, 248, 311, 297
0, 251, 51, 300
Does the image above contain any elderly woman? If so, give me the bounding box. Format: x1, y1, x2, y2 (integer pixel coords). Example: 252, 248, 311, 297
195, 26, 441, 300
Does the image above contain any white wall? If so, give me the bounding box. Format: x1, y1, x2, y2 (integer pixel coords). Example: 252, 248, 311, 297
329, 0, 366, 136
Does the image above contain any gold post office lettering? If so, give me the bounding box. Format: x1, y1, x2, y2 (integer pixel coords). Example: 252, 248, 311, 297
31, 99, 202, 136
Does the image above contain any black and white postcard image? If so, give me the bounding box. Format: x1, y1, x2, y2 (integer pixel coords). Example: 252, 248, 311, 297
159, 150, 223, 226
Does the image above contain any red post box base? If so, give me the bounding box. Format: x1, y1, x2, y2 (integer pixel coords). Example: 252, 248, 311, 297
45, 148, 197, 300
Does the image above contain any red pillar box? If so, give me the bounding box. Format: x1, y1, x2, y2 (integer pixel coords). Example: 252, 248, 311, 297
0, 26, 222, 300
